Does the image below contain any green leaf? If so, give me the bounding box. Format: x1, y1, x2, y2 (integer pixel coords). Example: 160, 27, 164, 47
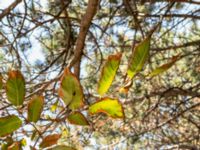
67, 112, 89, 126
0, 74, 3, 90
97, 53, 122, 96
148, 54, 180, 77
127, 37, 150, 79
40, 134, 61, 148
50, 145, 76, 150
89, 98, 124, 118
58, 68, 84, 110
6, 70, 25, 106
0, 115, 22, 137
28, 95, 44, 123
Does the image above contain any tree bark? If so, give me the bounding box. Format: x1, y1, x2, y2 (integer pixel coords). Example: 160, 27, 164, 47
70, 0, 99, 77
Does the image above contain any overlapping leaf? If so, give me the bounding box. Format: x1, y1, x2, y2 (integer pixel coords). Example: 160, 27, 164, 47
97, 53, 122, 96
0, 115, 22, 137
40, 134, 61, 148
127, 37, 151, 79
67, 112, 89, 126
89, 98, 124, 118
28, 95, 44, 123
50, 145, 76, 150
58, 68, 84, 110
6, 70, 25, 106
148, 54, 180, 77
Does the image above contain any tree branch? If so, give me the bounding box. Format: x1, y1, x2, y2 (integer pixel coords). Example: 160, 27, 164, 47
0, 0, 22, 21
69, 0, 99, 77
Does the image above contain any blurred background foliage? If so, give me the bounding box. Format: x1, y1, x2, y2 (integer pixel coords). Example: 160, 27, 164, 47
0, 0, 200, 149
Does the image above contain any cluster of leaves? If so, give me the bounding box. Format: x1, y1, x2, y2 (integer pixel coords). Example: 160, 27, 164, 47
0, 32, 181, 149
1, 0, 200, 149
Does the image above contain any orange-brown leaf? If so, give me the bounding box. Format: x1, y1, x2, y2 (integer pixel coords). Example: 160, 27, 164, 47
97, 53, 122, 95
40, 134, 61, 148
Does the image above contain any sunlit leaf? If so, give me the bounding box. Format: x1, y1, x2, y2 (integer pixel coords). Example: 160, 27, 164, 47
50, 145, 76, 150
6, 70, 25, 106
67, 112, 89, 126
148, 54, 180, 77
127, 37, 150, 79
0, 115, 22, 137
58, 68, 84, 110
62, 129, 68, 137
40, 134, 61, 148
28, 95, 44, 123
97, 53, 122, 96
50, 102, 58, 112
21, 138, 27, 147
89, 98, 124, 118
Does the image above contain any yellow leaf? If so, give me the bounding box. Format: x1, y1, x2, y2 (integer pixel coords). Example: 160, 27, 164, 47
89, 98, 124, 118
98, 53, 122, 96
